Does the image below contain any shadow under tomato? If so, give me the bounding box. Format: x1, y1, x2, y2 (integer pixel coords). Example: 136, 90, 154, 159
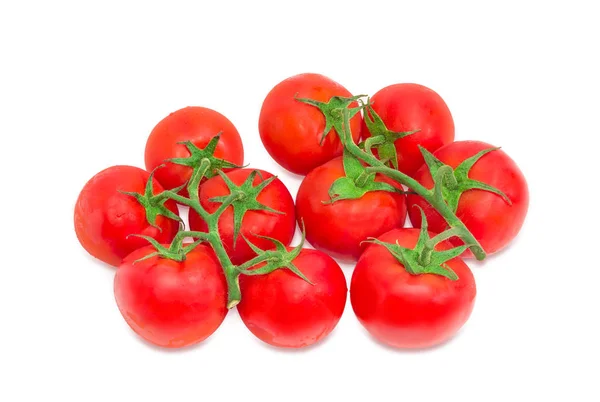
130, 330, 218, 354
124, 312, 232, 354
361, 326, 466, 354
247, 324, 342, 354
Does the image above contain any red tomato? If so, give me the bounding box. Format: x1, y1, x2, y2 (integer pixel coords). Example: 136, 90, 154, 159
114, 244, 228, 348
350, 228, 476, 349
361, 83, 455, 177
259, 73, 361, 175
74, 165, 180, 267
407, 141, 529, 257
145, 106, 244, 192
295, 156, 407, 261
237, 248, 347, 348
189, 169, 296, 265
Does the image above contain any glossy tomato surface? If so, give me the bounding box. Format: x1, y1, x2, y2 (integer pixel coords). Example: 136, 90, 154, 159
145, 106, 244, 192
350, 228, 476, 349
238, 248, 347, 348
407, 140, 529, 257
361, 83, 455, 177
296, 156, 407, 261
114, 244, 228, 348
259, 73, 361, 175
74, 165, 180, 267
189, 169, 296, 265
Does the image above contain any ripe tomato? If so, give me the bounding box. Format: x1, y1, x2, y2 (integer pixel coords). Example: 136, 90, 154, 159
350, 228, 476, 349
145, 106, 244, 192
259, 73, 361, 175
295, 156, 407, 261
361, 83, 455, 177
189, 169, 296, 265
74, 165, 180, 267
114, 244, 228, 348
237, 248, 347, 348
407, 141, 529, 257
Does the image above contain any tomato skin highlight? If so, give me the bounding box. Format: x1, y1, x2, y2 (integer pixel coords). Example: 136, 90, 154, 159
114, 244, 228, 348
237, 248, 347, 348
74, 165, 180, 267
259, 73, 361, 175
361, 83, 455, 177
295, 156, 407, 261
350, 228, 476, 349
407, 140, 529, 257
144, 106, 244, 192
188, 168, 296, 265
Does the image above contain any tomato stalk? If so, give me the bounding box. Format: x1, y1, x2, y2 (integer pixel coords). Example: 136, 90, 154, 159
136, 153, 291, 308
326, 105, 487, 260
163, 168, 247, 307
418, 227, 463, 266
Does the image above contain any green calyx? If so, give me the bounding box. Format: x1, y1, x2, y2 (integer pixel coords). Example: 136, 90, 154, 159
325, 149, 401, 204
209, 170, 283, 246
366, 207, 466, 281
121, 167, 184, 230
238, 226, 313, 285
362, 103, 419, 170
421, 146, 512, 212
169, 132, 243, 181
128, 232, 209, 263
295, 93, 366, 145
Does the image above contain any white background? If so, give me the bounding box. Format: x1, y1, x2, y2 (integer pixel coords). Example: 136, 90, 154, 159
1, 1, 598, 401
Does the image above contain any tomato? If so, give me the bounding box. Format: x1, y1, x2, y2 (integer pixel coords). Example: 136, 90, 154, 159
361, 83, 455, 177
237, 248, 347, 348
145, 106, 244, 192
295, 156, 407, 261
189, 168, 296, 265
74, 165, 180, 267
407, 141, 529, 257
350, 228, 476, 349
114, 244, 228, 348
259, 73, 361, 175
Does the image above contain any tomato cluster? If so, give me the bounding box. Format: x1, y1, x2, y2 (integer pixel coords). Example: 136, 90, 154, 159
75, 73, 528, 350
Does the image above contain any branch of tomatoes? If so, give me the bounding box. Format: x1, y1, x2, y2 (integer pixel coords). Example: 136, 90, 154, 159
299, 97, 487, 261
133, 149, 311, 309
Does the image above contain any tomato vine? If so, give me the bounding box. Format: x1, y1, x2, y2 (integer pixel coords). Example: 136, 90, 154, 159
129, 94, 510, 308
302, 99, 489, 260
130, 152, 309, 308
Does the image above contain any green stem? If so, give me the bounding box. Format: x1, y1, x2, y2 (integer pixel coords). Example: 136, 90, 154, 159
237, 254, 272, 272
339, 110, 486, 260
363, 135, 385, 158
224, 271, 242, 309
419, 227, 463, 265
206, 219, 242, 307
170, 173, 265, 308
180, 227, 241, 307
212, 192, 243, 218
188, 159, 212, 202
166, 192, 244, 307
